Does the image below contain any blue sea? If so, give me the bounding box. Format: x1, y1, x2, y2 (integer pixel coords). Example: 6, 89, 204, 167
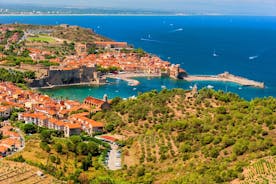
1, 15, 276, 101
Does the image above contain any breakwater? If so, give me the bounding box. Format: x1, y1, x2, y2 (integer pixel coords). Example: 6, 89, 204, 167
184, 72, 265, 88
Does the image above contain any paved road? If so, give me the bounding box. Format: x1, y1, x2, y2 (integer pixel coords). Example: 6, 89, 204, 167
107, 144, 121, 170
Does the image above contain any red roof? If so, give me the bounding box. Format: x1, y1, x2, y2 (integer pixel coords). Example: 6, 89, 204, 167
100, 135, 117, 143
0, 146, 8, 153
86, 119, 104, 127
84, 96, 105, 106
65, 123, 81, 129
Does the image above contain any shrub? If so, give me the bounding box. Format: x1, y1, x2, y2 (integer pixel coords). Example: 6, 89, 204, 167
180, 143, 191, 153
233, 139, 249, 156
40, 141, 51, 152
55, 143, 63, 154
270, 146, 276, 155
137, 166, 145, 177
209, 147, 220, 158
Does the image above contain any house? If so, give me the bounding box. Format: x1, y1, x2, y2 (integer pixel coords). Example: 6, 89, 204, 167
64, 123, 82, 137
18, 112, 48, 127
98, 135, 117, 144
0, 138, 20, 152
83, 95, 110, 110
0, 146, 8, 157
94, 41, 128, 50
0, 121, 11, 127
64, 100, 81, 110
0, 106, 11, 119
80, 118, 104, 135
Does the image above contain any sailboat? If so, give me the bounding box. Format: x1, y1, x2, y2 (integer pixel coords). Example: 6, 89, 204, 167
213, 49, 218, 57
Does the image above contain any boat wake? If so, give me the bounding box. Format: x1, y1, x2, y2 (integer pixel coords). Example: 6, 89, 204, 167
170, 28, 183, 32
140, 38, 161, 43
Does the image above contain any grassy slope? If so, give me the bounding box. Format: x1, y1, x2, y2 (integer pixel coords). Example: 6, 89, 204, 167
27, 35, 57, 43
3, 24, 109, 43
0, 160, 61, 183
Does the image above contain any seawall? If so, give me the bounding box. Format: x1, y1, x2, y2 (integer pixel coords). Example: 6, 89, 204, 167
184, 72, 265, 88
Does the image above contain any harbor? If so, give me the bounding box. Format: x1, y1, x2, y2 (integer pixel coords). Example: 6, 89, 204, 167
106, 71, 265, 89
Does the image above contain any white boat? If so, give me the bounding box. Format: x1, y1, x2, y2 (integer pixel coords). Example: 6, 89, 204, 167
238, 87, 242, 90
189, 86, 193, 89
213, 50, 218, 57
128, 82, 136, 86
161, 85, 166, 89
115, 90, 119, 93
133, 88, 137, 91
207, 85, 214, 89
249, 55, 258, 60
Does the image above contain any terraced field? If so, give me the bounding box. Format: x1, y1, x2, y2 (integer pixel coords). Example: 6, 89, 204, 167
0, 160, 62, 184
231, 156, 276, 184
134, 132, 179, 164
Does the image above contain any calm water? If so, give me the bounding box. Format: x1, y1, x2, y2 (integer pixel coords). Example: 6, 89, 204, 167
1, 16, 276, 101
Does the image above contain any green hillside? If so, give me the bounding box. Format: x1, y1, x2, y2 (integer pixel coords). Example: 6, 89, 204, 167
92, 88, 276, 183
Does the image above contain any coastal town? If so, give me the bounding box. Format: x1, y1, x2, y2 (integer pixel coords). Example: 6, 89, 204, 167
0, 23, 186, 88
0, 23, 265, 90
0, 82, 109, 140
0, 13, 275, 184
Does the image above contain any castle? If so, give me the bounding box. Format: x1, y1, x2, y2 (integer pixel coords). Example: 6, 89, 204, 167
29, 64, 104, 88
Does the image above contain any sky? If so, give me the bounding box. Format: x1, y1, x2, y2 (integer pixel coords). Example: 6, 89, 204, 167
1, 0, 276, 15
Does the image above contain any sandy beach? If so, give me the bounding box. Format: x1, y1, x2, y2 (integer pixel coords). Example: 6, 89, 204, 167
106, 73, 160, 86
